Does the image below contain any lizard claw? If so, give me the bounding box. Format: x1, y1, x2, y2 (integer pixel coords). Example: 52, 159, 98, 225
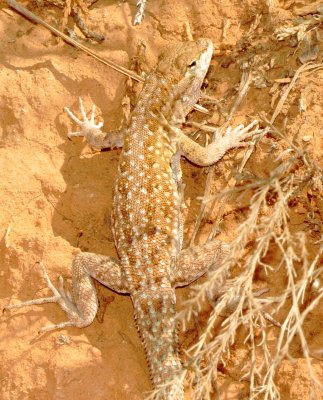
217, 120, 262, 150
64, 98, 103, 139
3, 262, 82, 333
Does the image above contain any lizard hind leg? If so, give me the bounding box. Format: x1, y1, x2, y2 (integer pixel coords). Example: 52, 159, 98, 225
173, 239, 230, 288
4, 253, 127, 334
3, 261, 88, 333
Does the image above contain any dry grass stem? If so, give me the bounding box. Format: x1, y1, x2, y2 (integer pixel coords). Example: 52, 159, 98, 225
149, 49, 322, 400
134, 0, 147, 25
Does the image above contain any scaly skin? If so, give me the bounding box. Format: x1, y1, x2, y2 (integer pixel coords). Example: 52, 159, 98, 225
112, 39, 214, 396
4, 39, 261, 399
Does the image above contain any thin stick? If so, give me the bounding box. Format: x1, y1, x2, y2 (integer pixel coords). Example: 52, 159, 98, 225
227, 67, 252, 122
4, 225, 11, 248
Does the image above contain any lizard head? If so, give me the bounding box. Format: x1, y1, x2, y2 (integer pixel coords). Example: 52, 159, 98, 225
156, 38, 213, 121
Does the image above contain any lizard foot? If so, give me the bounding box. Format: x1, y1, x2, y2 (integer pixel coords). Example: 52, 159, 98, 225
216, 120, 262, 150
65, 98, 124, 149
3, 262, 83, 333
64, 97, 103, 139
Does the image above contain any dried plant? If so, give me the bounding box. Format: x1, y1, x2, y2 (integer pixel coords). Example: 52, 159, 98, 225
147, 61, 323, 400
134, 0, 148, 25
274, 14, 322, 42
178, 147, 322, 400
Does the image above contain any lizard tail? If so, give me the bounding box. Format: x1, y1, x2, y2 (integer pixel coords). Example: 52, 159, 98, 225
131, 289, 184, 399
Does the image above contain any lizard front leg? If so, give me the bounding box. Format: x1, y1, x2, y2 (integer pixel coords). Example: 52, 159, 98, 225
4, 253, 128, 333
178, 120, 262, 166
65, 98, 124, 149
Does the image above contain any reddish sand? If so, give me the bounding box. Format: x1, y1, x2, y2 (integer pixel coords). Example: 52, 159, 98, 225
0, 0, 322, 399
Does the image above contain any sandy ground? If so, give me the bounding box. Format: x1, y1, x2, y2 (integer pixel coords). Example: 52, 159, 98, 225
0, 0, 322, 399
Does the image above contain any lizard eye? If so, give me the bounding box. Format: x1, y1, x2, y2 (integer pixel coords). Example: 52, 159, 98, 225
188, 60, 197, 68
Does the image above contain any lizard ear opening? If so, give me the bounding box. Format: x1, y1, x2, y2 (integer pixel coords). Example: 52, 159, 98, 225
188, 60, 197, 68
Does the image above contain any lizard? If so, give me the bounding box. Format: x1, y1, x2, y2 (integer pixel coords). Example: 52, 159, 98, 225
4, 38, 261, 399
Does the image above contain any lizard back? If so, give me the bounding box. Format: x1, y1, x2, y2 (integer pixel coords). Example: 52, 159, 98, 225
111, 39, 213, 397
112, 38, 213, 289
